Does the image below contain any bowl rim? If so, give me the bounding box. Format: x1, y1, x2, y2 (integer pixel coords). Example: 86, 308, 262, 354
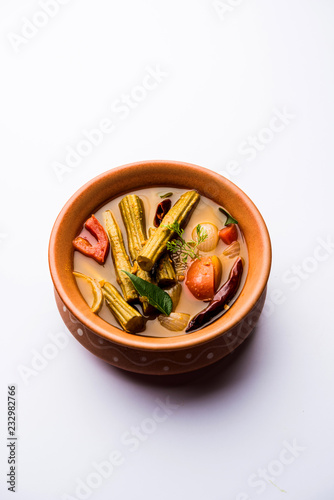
49, 160, 271, 351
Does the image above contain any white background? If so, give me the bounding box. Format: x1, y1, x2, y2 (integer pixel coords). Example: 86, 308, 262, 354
1, 1, 334, 499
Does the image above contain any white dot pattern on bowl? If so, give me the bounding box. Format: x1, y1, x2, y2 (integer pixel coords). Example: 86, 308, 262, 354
63, 306, 67, 312
61, 297, 259, 372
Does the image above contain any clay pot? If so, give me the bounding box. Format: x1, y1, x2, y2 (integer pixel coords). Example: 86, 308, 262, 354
49, 160, 271, 375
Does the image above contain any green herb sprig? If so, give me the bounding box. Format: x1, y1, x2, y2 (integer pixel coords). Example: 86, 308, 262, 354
160, 192, 173, 199
164, 222, 208, 263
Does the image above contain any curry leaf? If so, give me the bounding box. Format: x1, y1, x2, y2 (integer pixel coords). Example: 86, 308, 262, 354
219, 207, 238, 225
121, 271, 173, 316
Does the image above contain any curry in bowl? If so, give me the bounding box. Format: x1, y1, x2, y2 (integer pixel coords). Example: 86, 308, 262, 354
73, 187, 248, 337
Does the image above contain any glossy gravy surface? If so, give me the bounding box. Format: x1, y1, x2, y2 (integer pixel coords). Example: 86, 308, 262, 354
73, 187, 248, 337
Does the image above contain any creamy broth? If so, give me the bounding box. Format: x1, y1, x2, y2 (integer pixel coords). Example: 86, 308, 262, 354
73, 187, 248, 337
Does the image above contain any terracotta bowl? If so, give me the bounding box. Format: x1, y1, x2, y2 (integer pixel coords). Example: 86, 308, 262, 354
48, 160, 271, 375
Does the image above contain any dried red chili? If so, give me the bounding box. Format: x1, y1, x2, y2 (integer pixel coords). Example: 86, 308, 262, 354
153, 199, 172, 227
186, 257, 243, 332
72, 215, 109, 264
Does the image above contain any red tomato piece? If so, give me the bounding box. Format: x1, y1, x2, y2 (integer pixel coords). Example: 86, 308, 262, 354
219, 224, 238, 245
186, 256, 222, 301
73, 215, 109, 264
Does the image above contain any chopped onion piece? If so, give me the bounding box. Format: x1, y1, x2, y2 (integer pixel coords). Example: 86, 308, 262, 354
158, 312, 190, 331
192, 223, 219, 252
73, 271, 103, 313
222, 241, 240, 258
